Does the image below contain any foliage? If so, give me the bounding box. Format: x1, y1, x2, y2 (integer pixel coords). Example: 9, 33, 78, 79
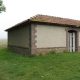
0, 0, 6, 13
0, 48, 80, 80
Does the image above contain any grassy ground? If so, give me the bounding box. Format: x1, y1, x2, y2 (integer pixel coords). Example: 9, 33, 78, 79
0, 39, 7, 48
0, 48, 80, 80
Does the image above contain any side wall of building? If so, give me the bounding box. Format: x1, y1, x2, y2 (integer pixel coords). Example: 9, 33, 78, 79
78, 32, 80, 51
79, 32, 80, 46
35, 24, 67, 54
7, 23, 80, 55
8, 25, 30, 55
35, 24, 66, 47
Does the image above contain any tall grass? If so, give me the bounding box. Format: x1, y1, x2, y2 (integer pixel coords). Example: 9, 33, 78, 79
0, 39, 7, 48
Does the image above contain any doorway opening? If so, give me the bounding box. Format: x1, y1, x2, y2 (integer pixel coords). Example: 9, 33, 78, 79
68, 30, 77, 52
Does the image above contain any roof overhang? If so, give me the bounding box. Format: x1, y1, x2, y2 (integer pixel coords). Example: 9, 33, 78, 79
5, 20, 79, 32
5, 14, 80, 31
5, 19, 30, 31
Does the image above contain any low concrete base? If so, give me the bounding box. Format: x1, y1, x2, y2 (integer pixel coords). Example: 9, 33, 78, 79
78, 46, 80, 52
8, 45, 30, 55
35, 47, 66, 54
8, 45, 67, 55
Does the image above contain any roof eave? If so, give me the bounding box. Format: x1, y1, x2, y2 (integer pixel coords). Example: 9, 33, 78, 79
5, 19, 30, 31
5, 20, 78, 32
30, 21, 77, 27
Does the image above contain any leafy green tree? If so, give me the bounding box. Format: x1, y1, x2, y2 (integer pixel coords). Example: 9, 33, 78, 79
0, 0, 6, 13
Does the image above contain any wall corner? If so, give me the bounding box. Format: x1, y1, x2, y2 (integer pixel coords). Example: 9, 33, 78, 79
30, 24, 37, 55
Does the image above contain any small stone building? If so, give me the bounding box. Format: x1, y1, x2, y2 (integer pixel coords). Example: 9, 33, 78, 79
5, 14, 80, 55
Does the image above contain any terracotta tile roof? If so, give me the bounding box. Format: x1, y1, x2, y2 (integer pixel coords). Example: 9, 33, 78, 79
30, 14, 80, 27
5, 14, 80, 31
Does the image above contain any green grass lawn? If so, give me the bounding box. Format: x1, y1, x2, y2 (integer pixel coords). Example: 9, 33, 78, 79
0, 48, 80, 80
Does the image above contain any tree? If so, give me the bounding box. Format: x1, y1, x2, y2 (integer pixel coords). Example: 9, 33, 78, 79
0, 0, 6, 13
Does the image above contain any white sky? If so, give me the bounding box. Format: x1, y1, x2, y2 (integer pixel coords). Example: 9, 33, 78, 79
0, 0, 80, 39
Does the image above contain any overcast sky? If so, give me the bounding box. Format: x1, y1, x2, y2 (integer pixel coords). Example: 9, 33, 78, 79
0, 0, 80, 39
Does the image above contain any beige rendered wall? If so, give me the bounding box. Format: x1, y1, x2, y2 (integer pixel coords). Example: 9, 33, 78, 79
79, 32, 80, 46
8, 25, 29, 48
35, 24, 66, 48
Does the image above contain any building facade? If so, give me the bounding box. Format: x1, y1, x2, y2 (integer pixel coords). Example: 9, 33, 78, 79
5, 14, 80, 55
